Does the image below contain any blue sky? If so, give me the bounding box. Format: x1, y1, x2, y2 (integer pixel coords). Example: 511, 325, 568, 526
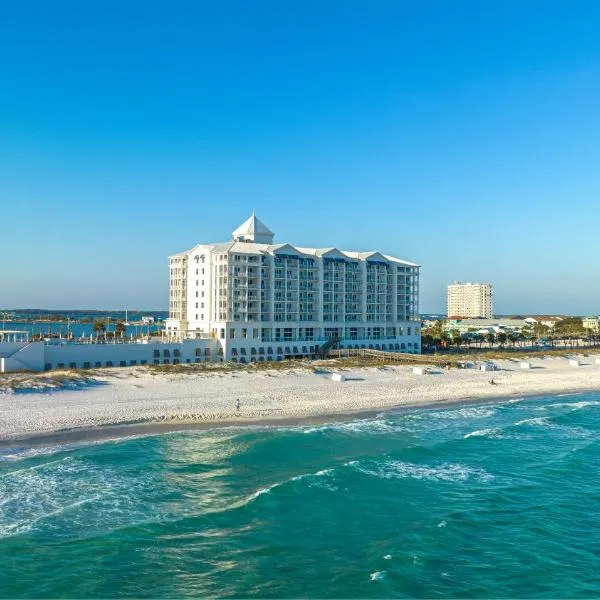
1, 1, 599, 314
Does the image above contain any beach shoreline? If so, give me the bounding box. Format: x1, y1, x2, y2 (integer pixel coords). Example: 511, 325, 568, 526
1, 354, 599, 450
2, 387, 592, 451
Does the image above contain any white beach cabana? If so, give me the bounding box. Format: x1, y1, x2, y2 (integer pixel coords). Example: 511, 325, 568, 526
412, 366, 428, 375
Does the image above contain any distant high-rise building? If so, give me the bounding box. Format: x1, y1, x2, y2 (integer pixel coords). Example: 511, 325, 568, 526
447, 282, 493, 319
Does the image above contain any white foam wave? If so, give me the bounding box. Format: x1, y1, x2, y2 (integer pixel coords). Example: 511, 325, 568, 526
251, 482, 281, 499
515, 417, 552, 427
464, 428, 504, 439
246, 468, 336, 503
3, 496, 100, 536
0, 434, 152, 463
303, 419, 403, 436
427, 406, 497, 421
0, 456, 172, 538
546, 401, 600, 411
349, 459, 494, 483
370, 571, 386, 581
437, 520, 447, 528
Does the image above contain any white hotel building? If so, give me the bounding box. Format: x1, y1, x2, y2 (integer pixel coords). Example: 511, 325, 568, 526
166, 214, 421, 361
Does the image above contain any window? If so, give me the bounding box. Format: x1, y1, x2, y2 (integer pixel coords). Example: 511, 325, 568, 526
253, 328, 259, 338
220, 328, 225, 339
230, 328, 235, 339
242, 328, 247, 338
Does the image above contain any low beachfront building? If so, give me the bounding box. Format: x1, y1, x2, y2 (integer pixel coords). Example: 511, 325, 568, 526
583, 316, 600, 333
165, 214, 422, 361
0, 336, 218, 373
444, 318, 528, 335
524, 315, 564, 329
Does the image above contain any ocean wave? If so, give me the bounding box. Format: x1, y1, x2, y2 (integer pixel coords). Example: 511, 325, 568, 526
515, 417, 552, 427
348, 459, 494, 483
463, 427, 505, 439
370, 571, 386, 582
0, 434, 152, 463
302, 419, 405, 436
0, 456, 171, 538
425, 406, 497, 421
545, 401, 600, 411
3, 496, 101, 536
245, 468, 336, 504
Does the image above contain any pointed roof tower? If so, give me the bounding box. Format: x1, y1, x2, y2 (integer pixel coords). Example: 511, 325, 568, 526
232, 212, 274, 244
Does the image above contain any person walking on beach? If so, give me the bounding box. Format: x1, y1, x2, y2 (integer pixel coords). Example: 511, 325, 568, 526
235, 398, 240, 411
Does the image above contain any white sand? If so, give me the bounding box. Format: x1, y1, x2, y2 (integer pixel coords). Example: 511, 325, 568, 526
1, 355, 600, 440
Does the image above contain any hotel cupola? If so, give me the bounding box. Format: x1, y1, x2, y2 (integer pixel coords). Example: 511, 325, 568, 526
231, 213, 275, 244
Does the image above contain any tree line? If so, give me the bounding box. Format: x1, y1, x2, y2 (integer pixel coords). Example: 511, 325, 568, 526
422, 317, 599, 351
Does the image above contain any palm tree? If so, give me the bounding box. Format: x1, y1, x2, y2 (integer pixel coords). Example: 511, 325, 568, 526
507, 333, 516, 349
451, 330, 462, 349
497, 332, 507, 348
486, 332, 496, 348
474, 333, 484, 349
93, 320, 106, 337
115, 321, 127, 338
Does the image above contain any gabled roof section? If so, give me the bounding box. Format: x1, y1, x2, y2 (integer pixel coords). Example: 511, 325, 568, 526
317, 248, 348, 260
383, 254, 419, 267
232, 212, 274, 244
270, 243, 305, 257
361, 251, 390, 263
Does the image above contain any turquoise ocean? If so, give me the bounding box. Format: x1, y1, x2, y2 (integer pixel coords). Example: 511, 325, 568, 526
2, 392, 600, 598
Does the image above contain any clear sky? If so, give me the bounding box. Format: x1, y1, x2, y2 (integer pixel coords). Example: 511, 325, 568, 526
1, 0, 599, 314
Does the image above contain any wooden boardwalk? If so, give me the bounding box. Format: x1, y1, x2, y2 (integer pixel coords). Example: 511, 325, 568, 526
328, 348, 447, 366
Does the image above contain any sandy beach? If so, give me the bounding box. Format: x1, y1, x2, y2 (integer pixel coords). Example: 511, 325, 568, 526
1, 354, 599, 445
